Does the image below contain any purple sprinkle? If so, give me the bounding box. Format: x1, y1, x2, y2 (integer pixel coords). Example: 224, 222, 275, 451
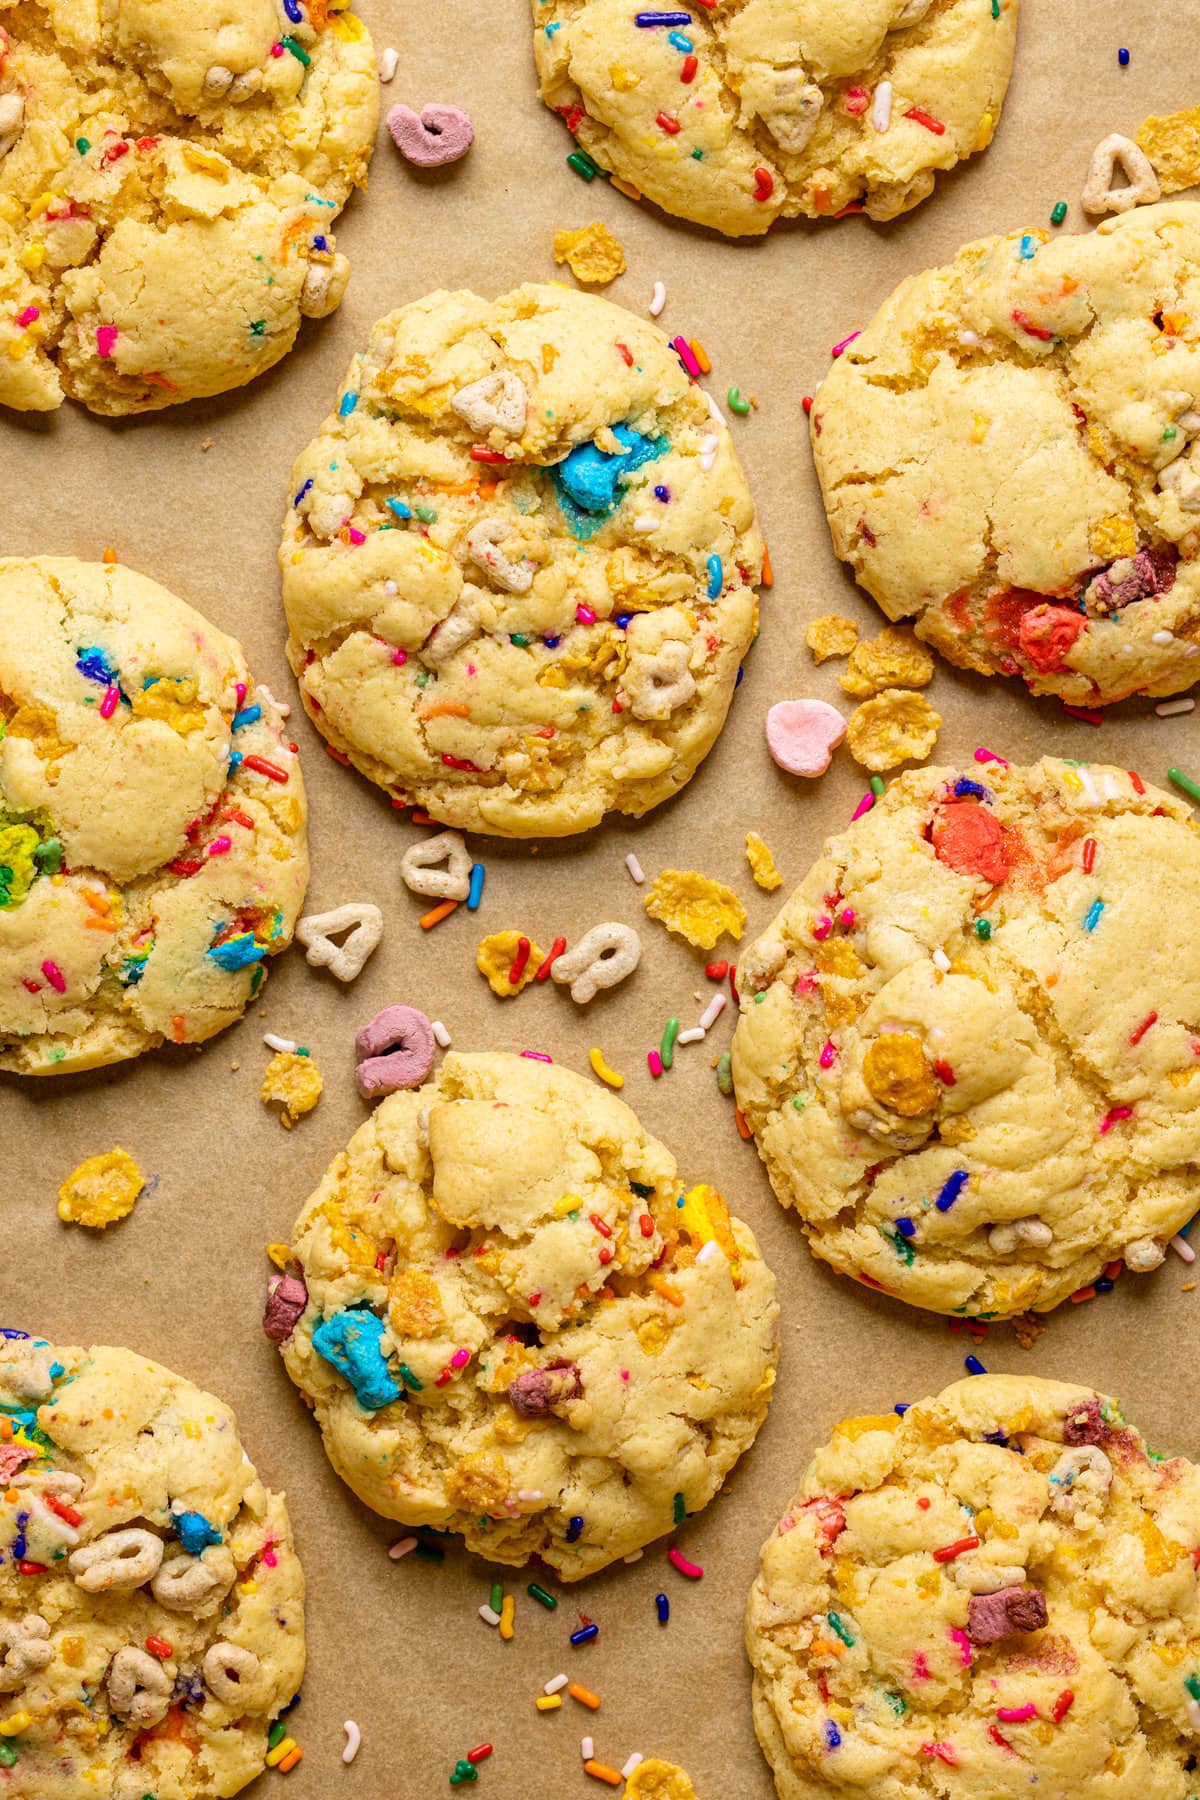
935, 1170, 969, 1213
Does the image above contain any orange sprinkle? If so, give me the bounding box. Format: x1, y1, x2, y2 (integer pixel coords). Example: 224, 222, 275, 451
103, 547, 118, 566
420, 701, 471, 720
583, 1763, 621, 1788
80, 889, 111, 916
1070, 1286, 1097, 1305
568, 1684, 600, 1710
84, 917, 120, 933
651, 1275, 685, 1307
278, 1748, 303, 1774
170, 1014, 186, 1044
689, 338, 712, 374
761, 541, 774, 587
426, 478, 482, 497
734, 1106, 752, 1141
419, 899, 459, 931
542, 343, 558, 373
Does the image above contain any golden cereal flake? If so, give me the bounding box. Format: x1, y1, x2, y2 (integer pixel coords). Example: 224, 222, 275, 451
806, 613, 859, 662
862, 1033, 940, 1117
643, 869, 746, 951
1089, 514, 1138, 562
57, 1147, 145, 1228
476, 930, 544, 996
261, 1050, 323, 1127
626, 1762, 700, 1800
745, 831, 783, 891
845, 688, 941, 772
552, 221, 627, 286
838, 625, 935, 697
1138, 107, 1200, 193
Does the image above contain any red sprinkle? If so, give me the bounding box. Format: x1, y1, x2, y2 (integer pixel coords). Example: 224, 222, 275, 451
933, 1060, 957, 1087
921, 1744, 959, 1767
470, 446, 510, 464
1012, 308, 1054, 341
145, 1636, 173, 1659
325, 744, 350, 766
728, 964, 739, 1004
1128, 769, 1146, 795
615, 342, 634, 367
844, 86, 870, 114
656, 110, 681, 134
44, 1493, 84, 1527
1052, 1689, 1075, 1724
905, 107, 946, 134
441, 753, 484, 772
988, 1724, 1016, 1754
17, 1561, 48, 1576
1129, 1012, 1158, 1045
468, 1746, 493, 1764
535, 936, 567, 981
1062, 704, 1105, 725
166, 858, 203, 878
639, 1214, 655, 1238
706, 961, 728, 980
753, 166, 774, 201
1082, 837, 1097, 873
589, 1213, 613, 1239
242, 754, 288, 783
932, 1535, 980, 1564
680, 52, 697, 82
508, 936, 533, 985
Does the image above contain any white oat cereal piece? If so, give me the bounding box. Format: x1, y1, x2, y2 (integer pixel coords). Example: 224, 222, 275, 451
0, 1335, 304, 1799
532, 0, 1019, 236
0, 0, 378, 414
1082, 132, 1162, 215
295, 903, 382, 983
274, 1052, 779, 1579
732, 758, 1200, 1318
747, 1375, 1200, 1800
278, 284, 764, 838
812, 203, 1200, 707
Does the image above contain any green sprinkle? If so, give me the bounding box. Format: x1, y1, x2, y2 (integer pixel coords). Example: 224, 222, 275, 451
691, 147, 704, 159
974, 918, 992, 941
510, 633, 530, 647
673, 1492, 686, 1526
1050, 201, 1067, 225
490, 1581, 503, 1612
415, 1541, 445, 1562
1164, 425, 1179, 441
398, 1362, 423, 1391
296, 1046, 310, 1057
716, 1051, 733, 1096
75, 137, 90, 155
791, 1094, 808, 1112
827, 1611, 855, 1647
414, 505, 438, 524
884, 1692, 907, 1718
869, 776, 885, 796
0, 1746, 17, 1768
250, 319, 267, 337
1169, 766, 1200, 806
727, 386, 751, 415
268, 1722, 287, 1750
660, 1016, 680, 1070
567, 150, 599, 181
880, 1226, 914, 1266
279, 35, 311, 64
527, 1581, 558, 1609
630, 1181, 655, 1197
991, 0, 1000, 14
1186, 1673, 1200, 1703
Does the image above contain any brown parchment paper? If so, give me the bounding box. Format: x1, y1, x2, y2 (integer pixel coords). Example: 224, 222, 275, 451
4, 3, 1200, 1793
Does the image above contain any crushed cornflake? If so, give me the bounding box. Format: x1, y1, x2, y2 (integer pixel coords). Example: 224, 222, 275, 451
57, 1148, 145, 1229
839, 624, 934, 697
476, 929, 543, 996
846, 688, 941, 772
643, 868, 746, 951
745, 831, 783, 891
1088, 514, 1137, 561
806, 613, 859, 662
261, 1050, 323, 1128
552, 221, 627, 286
1137, 106, 1200, 193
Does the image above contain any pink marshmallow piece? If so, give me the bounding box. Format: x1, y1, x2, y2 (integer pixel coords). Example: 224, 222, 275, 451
386, 103, 474, 167
765, 698, 847, 777
355, 1003, 436, 1098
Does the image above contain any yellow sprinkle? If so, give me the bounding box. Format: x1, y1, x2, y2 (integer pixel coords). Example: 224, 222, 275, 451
535, 1695, 563, 1711
0, 1712, 33, 1736
499, 1595, 515, 1641
182, 1420, 201, 1440
237, 1578, 258, 1596
57, 1148, 145, 1230
554, 1194, 581, 1217
19, 241, 45, 271
588, 1047, 624, 1089
265, 1737, 296, 1767
1060, 769, 1084, 794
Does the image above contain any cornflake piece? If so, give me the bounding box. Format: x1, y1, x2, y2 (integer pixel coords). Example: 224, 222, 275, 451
745, 832, 782, 891
806, 613, 859, 662
476, 930, 544, 996
1137, 105, 1200, 193
846, 688, 941, 772
838, 624, 934, 697
553, 221, 627, 286
644, 869, 746, 951
261, 1051, 323, 1128
57, 1148, 145, 1229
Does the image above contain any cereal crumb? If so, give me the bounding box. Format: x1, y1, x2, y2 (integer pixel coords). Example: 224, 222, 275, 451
806, 613, 859, 662
845, 688, 941, 772
626, 1760, 699, 1800
200, 437, 213, 452
644, 869, 746, 951
1011, 1311, 1046, 1350
57, 1148, 145, 1229
1137, 106, 1200, 193
476, 930, 543, 996
553, 221, 627, 286
261, 1050, 323, 1127
745, 832, 783, 891
1088, 514, 1137, 562
839, 625, 934, 697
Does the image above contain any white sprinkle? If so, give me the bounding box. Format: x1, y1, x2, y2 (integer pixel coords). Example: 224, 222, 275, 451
633, 515, 658, 533
1152, 629, 1176, 645
581, 1736, 595, 1761
699, 431, 719, 472
698, 992, 726, 1032
388, 1536, 418, 1560
545, 1673, 570, 1695
1189, 1698, 1200, 1733
342, 1721, 362, 1765
705, 391, 727, 429
479, 1604, 501, 1626
622, 1549, 644, 1564
649, 280, 667, 317
622, 1754, 645, 1779
385, 579, 398, 597
677, 1027, 706, 1046
1170, 1234, 1197, 1264
625, 852, 645, 884
959, 329, 981, 349
517, 1488, 543, 1502
431, 1019, 452, 1048
256, 682, 291, 719
873, 80, 893, 132
932, 948, 952, 973
378, 46, 398, 81
263, 1033, 297, 1054
1156, 697, 1196, 716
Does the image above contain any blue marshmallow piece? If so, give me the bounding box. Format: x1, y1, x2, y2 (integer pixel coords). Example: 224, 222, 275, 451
174, 1509, 222, 1554
554, 426, 665, 515
312, 1308, 401, 1411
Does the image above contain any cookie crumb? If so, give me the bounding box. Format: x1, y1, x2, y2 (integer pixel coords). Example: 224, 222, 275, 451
553, 221, 627, 286
806, 613, 859, 662
57, 1148, 145, 1229
261, 1051, 323, 1127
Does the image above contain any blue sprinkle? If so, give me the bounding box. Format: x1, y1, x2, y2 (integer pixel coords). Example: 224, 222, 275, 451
570, 1623, 599, 1646
467, 863, 486, 911
174, 1509, 221, 1555
0, 1330, 30, 1341
655, 1592, 670, 1623
227, 750, 243, 779
312, 1309, 401, 1411
935, 1171, 969, 1213
965, 1355, 988, 1376
293, 478, 313, 507
1118, 46, 1130, 64
654, 484, 670, 502
706, 555, 722, 599
75, 646, 118, 686
1019, 234, 1037, 261
566, 1516, 584, 1543
311, 233, 328, 252
615, 613, 632, 630
207, 932, 267, 972
952, 778, 989, 801
543, 635, 561, 649
667, 29, 693, 51
48, 1362, 64, 1381
894, 1402, 910, 1415
283, 0, 302, 18
1083, 899, 1105, 932
825, 1721, 842, 1751
735, 665, 744, 687
386, 498, 412, 521
231, 704, 262, 731
12, 1513, 28, 1560
1096, 1277, 1115, 1293
634, 9, 693, 23
895, 1218, 916, 1238
545, 18, 561, 32
339, 391, 359, 418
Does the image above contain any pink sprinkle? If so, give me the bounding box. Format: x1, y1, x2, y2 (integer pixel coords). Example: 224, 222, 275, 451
575, 604, 596, 626
997, 1705, 1037, 1723
392, 648, 408, 666
41, 959, 66, 993
794, 972, 818, 995
1099, 1106, 1133, 1134
262, 1547, 279, 1568
99, 684, 119, 719
451, 1348, 471, 1369
271, 40, 284, 54
974, 747, 1008, 767
843, 86, 870, 114
671, 335, 701, 378
911, 1651, 931, 1682
15, 306, 39, 328
921, 1743, 959, 1766
838, 908, 856, 931
819, 1040, 838, 1070
812, 915, 832, 940
206, 836, 232, 856
831, 331, 861, 359
347, 527, 367, 545
620, 1369, 630, 1382
949, 1627, 972, 1667
96, 325, 118, 359
667, 1548, 703, 1579
851, 793, 874, 821
235, 683, 247, 709
520, 1050, 553, 1062
647, 1050, 664, 1078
